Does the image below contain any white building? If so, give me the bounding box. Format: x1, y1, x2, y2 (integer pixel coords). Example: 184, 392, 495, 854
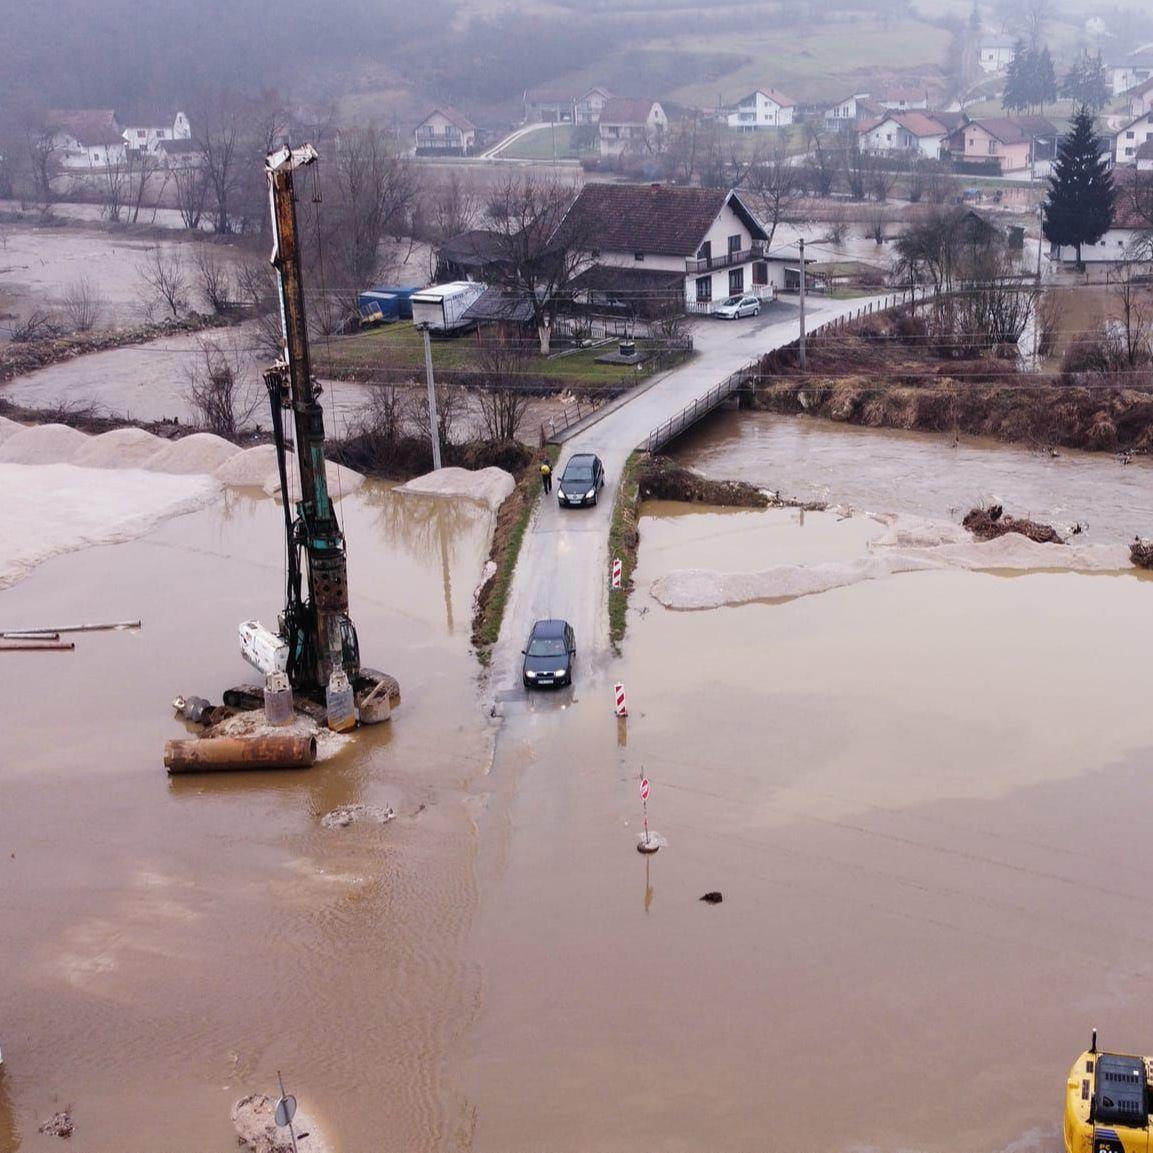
413, 107, 477, 156
597, 98, 668, 156
48, 109, 127, 169
119, 109, 192, 154
1114, 111, 1153, 164
858, 112, 947, 159
978, 36, 1017, 74
1110, 48, 1153, 97
824, 93, 881, 129
724, 88, 795, 131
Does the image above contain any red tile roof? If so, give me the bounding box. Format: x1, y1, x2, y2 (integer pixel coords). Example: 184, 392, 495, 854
599, 98, 662, 125
559, 183, 766, 256
420, 106, 476, 133
48, 109, 124, 146
889, 111, 948, 137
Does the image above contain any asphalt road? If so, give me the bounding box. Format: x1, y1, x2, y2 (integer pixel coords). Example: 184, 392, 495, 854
489, 292, 897, 702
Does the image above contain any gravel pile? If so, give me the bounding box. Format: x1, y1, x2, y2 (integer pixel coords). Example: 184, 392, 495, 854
0, 423, 88, 464
143, 431, 242, 474
72, 427, 166, 469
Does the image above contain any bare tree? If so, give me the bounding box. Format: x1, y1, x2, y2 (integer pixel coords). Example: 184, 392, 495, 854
429, 169, 481, 241
803, 120, 838, 198
183, 335, 259, 437
8, 308, 63, 343
406, 380, 467, 450
95, 148, 159, 224
870, 162, 899, 203
191, 245, 233, 314
138, 247, 189, 320
172, 158, 209, 230
61, 275, 106, 332
309, 124, 417, 330
866, 205, 889, 245
23, 120, 59, 208
483, 173, 585, 354
1108, 264, 1152, 368
739, 144, 802, 248
474, 340, 531, 442
844, 139, 877, 201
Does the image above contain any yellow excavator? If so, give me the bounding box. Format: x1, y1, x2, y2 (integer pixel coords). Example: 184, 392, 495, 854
1066, 1032, 1153, 1153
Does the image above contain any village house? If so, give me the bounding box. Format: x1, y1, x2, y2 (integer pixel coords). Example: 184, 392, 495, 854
1129, 78, 1153, 119
118, 108, 192, 154
413, 107, 477, 157
723, 88, 795, 131
858, 112, 948, 159
823, 93, 884, 130
1109, 48, 1153, 97
48, 109, 127, 169
574, 87, 613, 125
978, 36, 1017, 74
1114, 111, 1153, 164
1048, 189, 1151, 264
434, 229, 510, 282
597, 98, 667, 156
1138, 141, 1153, 172
877, 87, 931, 111
522, 86, 611, 125
945, 116, 1056, 175
155, 138, 200, 169
560, 183, 778, 316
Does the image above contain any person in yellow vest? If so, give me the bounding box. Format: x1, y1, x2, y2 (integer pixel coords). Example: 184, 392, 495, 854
540, 460, 552, 494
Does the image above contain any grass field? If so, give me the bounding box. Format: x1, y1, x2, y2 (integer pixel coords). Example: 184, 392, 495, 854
497, 124, 583, 161
317, 322, 666, 386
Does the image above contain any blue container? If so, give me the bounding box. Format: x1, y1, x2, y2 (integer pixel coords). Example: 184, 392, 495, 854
357, 291, 399, 324
372, 285, 422, 320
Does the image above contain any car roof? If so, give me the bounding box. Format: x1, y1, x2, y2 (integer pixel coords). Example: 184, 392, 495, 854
530, 618, 569, 637
566, 453, 599, 465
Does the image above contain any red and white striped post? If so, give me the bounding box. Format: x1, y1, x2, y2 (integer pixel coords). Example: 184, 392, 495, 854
614, 682, 628, 717
611, 557, 622, 589
637, 775, 658, 853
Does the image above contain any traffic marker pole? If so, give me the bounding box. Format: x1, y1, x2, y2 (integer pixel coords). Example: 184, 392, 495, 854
614, 682, 628, 717
611, 557, 622, 589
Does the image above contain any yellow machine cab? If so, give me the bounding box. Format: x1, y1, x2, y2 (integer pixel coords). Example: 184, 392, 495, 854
1066, 1031, 1153, 1153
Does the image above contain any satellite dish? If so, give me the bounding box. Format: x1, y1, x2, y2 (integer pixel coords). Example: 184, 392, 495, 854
274, 1095, 297, 1128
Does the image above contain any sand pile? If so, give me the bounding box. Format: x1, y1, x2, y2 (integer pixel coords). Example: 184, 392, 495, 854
212, 445, 365, 498
143, 431, 241, 474
908, 534, 1131, 573
397, 466, 515, 510
0, 463, 218, 588
651, 555, 937, 610
268, 458, 365, 499
0, 416, 25, 444
72, 427, 166, 469
868, 514, 970, 551
0, 423, 88, 464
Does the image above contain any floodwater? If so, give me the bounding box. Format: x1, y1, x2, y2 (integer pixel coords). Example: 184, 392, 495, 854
676, 408, 1153, 543
0, 480, 497, 1152
458, 431, 1153, 1152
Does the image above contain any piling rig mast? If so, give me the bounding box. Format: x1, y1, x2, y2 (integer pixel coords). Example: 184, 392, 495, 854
263, 144, 358, 693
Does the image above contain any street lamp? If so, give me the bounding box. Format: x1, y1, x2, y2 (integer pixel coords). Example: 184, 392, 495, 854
415, 322, 443, 470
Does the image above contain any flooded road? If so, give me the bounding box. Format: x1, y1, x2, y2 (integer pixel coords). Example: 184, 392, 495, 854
674, 409, 1153, 542
0, 481, 495, 1152
459, 427, 1153, 1152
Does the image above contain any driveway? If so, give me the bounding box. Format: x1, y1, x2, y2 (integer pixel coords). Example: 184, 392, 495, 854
490, 292, 898, 699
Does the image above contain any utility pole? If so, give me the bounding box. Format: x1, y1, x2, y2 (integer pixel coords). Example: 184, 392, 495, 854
419, 323, 443, 470
1032, 202, 1044, 364
798, 236, 807, 370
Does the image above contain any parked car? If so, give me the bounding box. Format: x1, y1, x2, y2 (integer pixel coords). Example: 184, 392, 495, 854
522, 619, 576, 688
557, 453, 605, 508
714, 293, 761, 320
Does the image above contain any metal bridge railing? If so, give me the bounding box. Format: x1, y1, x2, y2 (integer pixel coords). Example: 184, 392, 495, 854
641, 363, 758, 453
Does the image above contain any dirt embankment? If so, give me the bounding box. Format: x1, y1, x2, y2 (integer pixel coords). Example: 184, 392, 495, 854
0, 313, 233, 385
754, 317, 1153, 454
636, 455, 771, 507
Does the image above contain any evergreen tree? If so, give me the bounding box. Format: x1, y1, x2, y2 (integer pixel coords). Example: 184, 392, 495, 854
1002, 41, 1028, 112
1066, 53, 1111, 112
1043, 106, 1116, 270
1036, 46, 1057, 111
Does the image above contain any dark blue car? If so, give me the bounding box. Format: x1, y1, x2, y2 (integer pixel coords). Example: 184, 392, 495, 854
522, 619, 576, 689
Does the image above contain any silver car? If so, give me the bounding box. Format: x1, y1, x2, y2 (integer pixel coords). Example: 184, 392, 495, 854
714, 293, 761, 320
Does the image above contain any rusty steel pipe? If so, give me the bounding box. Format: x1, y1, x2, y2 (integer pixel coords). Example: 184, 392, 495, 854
164, 734, 317, 774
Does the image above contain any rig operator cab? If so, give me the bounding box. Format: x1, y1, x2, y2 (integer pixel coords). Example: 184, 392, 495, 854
1066, 1035, 1153, 1153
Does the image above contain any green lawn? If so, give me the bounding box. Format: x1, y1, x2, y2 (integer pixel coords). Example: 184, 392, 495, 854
317, 322, 670, 386
497, 123, 587, 160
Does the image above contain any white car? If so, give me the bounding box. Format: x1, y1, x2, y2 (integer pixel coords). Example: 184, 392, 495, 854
714, 294, 761, 320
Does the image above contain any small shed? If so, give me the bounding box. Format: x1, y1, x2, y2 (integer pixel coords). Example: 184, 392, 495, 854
370, 285, 423, 320
357, 290, 399, 325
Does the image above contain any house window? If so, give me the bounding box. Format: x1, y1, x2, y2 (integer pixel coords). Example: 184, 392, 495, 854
634, 252, 645, 262
696, 276, 712, 303
728, 234, 741, 255
729, 268, 744, 294
752, 261, 768, 286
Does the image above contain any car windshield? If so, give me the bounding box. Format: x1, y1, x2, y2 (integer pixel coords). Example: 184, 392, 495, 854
528, 637, 567, 657
564, 467, 593, 481
722, 296, 742, 306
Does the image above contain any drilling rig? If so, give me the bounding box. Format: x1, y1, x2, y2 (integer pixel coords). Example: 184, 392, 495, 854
235, 144, 398, 728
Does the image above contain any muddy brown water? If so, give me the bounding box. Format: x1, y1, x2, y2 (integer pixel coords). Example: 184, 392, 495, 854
0, 482, 495, 1152
6, 417, 1153, 1153
461, 500, 1153, 1153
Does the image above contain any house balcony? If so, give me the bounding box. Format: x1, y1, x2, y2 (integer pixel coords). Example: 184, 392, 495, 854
685, 241, 765, 275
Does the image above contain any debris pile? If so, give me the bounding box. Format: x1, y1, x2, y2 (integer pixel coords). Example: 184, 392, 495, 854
38, 1111, 73, 1138
231, 1093, 332, 1153
636, 456, 770, 508
1132, 539, 1153, 568
962, 505, 1064, 545
321, 803, 396, 829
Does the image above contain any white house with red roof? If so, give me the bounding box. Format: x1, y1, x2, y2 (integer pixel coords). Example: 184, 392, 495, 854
413, 107, 477, 156
597, 98, 668, 156
858, 111, 948, 159
723, 88, 795, 131
48, 110, 127, 168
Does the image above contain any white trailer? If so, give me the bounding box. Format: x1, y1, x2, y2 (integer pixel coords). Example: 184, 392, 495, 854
410, 281, 487, 332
